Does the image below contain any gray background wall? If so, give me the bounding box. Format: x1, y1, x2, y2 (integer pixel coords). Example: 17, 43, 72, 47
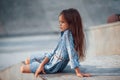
0, 0, 120, 37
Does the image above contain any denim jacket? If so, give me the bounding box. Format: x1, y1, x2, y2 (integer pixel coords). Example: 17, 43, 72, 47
44, 30, 80, 73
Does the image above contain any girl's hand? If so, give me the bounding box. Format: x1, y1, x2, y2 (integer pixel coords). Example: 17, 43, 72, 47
76, 73, 83, 77
35, 64, 46, 77
75, 67, 91, 77
76, 73, 91, 77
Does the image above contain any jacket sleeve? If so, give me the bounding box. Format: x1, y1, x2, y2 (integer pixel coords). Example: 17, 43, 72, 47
45, 39, 60, 59
45, 52, 54, 59
64, 31, 80, 69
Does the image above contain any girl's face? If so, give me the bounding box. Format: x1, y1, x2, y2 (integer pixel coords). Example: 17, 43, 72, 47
59, 14, 69, 31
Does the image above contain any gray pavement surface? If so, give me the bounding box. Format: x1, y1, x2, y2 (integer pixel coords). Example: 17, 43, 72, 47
0, 0, 120, 80
0, 55, 120, 80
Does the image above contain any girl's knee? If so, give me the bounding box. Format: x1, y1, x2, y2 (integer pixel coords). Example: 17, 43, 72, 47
25, 58, 30, 64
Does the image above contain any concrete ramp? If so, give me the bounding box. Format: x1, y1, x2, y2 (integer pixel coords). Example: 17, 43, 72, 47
86, 22, 120, 55
0, 61, 120, 80
0, 22, 120, 80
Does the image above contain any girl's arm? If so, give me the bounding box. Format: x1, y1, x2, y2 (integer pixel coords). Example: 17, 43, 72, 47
35, 57, 49, 77
40, 57, 49, 66
65, 31, 91, 77
75, 67, 83, 77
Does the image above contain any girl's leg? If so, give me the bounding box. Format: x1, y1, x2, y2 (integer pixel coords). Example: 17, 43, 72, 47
21, 53, 47, 73
24, 53, 41, 65
30, 53, 47, 63
20, 65, 31, 73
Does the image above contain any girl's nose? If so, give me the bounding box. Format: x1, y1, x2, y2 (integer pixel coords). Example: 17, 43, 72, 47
59, 23, 62, 26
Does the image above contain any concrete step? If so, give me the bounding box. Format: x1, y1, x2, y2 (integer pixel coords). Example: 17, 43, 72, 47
0, 54, 120, 80
85, 22, 120, 55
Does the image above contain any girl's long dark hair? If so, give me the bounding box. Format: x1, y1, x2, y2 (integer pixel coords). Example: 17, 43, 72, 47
60, 8, 85, 61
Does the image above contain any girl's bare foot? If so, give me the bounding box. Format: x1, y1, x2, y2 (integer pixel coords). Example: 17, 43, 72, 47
82, 73, 91, 77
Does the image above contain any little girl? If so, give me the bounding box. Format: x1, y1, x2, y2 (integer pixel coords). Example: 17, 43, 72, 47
20, 8, 91, 78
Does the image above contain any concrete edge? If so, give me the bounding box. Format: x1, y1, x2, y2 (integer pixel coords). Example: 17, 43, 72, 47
85, 22, 120, 31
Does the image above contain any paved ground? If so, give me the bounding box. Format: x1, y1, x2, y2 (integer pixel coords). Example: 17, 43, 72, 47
0, 0, 120, 80
0, 55, 120, 80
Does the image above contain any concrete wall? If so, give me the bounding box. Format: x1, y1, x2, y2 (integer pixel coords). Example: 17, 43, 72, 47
0, 0, 120, 37
86, 22, 120, 55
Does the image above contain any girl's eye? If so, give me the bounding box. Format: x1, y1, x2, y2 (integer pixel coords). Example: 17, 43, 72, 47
59, 21, 64, 24
61, 21, 64, 23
